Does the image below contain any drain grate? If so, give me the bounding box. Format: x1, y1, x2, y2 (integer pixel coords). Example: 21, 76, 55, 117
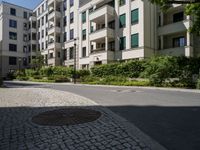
32, 108, 101, 126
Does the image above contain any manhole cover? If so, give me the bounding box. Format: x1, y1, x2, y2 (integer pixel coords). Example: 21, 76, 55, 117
32, 108, 101, 126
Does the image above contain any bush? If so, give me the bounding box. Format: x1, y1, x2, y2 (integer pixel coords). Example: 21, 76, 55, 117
76, 70, 90, 78
33, 75, 43, 80
16, 76, 29, 81
141, 56, 178, 86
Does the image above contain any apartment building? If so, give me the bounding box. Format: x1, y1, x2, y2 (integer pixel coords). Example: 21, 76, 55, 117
0, 0, 200, 77
0, 2, 33, 77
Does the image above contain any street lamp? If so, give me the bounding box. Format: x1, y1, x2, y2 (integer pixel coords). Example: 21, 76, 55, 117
18, 57, 22, 74
74, 38, 77, 84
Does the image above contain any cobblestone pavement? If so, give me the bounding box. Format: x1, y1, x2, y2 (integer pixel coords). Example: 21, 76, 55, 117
0, 88, 165, 150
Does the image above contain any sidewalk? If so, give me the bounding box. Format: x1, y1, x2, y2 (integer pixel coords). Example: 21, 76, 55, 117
0, 87, 166, 150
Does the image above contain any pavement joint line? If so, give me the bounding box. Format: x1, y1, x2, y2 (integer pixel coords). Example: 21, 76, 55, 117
4, 80, 200, 94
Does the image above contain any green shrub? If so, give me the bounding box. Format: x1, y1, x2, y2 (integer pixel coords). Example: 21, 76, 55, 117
141, 56, 178, 86
53, 75, 70, 83
33, 75, 43, 80
76, 70, 90, 78
81, 76, 100, 83
25, 69, 39, 77
16, 76, 29, 81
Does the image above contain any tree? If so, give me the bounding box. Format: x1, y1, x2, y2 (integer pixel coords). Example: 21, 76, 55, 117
149, 0, 200, 35
31, 54, 44, 70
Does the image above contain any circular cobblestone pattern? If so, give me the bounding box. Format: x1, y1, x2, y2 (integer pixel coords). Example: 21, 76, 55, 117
32, 108, 102, 126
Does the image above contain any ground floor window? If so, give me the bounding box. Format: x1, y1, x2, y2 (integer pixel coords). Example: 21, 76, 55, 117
9, 57, 17, 65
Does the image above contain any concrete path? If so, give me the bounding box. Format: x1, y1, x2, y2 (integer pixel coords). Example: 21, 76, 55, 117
0, 87, 166, 150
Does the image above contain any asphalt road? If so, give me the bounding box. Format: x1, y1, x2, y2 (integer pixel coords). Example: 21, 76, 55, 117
5, 82, 200, 150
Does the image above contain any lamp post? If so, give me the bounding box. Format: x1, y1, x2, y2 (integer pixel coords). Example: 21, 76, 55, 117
18, 58, 22, 74
74, 38, 77, 84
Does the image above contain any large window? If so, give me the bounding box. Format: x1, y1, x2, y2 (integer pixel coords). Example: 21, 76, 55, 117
69, 47, 74, 59
82, 47, 86, 57
64, 32, 67, 42
131, 33, 139, 48
70, 12, 74, 23
82, 29, 86, 40
131, 9, 139, 24
70, 0, 74, 7
9, 44, 17, 52
9, 20, 17, 28
9, 57, 17, 65
173, 36, 186, 47
70, 29, 74, 40
82, 11, 86, 23
119, 36, 126, 50
10, 8, 16, 16
24, 11, 27, 19
173, 12, 184, 23
119, 14, 126, 28
119, 0, 126, 6
9, 32, 17, 40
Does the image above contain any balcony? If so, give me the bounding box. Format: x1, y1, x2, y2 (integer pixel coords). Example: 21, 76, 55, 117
90, 28, 114, 41
48, 10, 61, 20
89, 5, 115, 21
48, 40, 61, 50
29, 16, 36, 22
158, 20, 191, 36
48, 0, 62, 6
48, 25, 61, 35
158, 46, 193, 57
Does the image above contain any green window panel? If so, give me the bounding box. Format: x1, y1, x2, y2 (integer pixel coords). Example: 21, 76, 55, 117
120, 36, 126, 50
131, 8, 139, 24
119, 14, 126, 28
131, 33, 139, 48
82, 11, 86, 23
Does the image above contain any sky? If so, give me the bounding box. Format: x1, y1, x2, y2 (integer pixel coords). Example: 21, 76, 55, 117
0, 0, 43, 9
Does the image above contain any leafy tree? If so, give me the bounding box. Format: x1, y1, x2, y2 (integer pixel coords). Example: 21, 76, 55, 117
31, 54, 44, 70
149, 0, 200, 35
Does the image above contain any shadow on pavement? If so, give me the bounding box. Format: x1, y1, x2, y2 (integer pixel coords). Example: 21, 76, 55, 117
106, 105, 200, 150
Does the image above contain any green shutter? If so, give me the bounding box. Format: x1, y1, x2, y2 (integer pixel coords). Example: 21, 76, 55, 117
82, 12, 86, 23
131, 33, 139, 48
119, 14, 126, 28
131, 9, 139, 24
120, 36, 126, 50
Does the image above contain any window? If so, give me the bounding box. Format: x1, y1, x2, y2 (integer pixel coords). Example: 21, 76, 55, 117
119, 0, 126, 6
173, 12, 184, 23
63, 16, 67, 26
119, 14, 126, 28
131, 9, 139, 24
70, 29, 74, 40
37, 19, 40, 28
23, 34, 28, 42
70, 0, 74, 7
23, 23, 28, 30
64, 32, 67, 42
9, 57, 17, 65
23, 46, 27, 53
42, 30, 44, 38
9, 32, 17, 40
119, 36, 126, 50
10, 8, 16, 16
42, 17, 44, 26
9, 44, 17, 52
42, 42, 44, 50
46, 14, 48, 23
82, 47, 86, 57
9, 20, 17, 28
63, 0, 67, 11
32, 44, 36, 52
131, 33, 139, 48
173, 36, 186, 47
70, 12, 74, 23
46, 41, 48, 48
82, 11, 86, 23
23, 58, 27, 66
57, 52, 60, 58
38, 32, 40, 40
91, 26, 94, 33
24, 11, 27, 19
69, 47, 74, 59
82, 29, 86, 40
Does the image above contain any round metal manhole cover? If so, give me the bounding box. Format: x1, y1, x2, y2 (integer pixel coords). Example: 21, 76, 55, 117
32, 108, 102, 126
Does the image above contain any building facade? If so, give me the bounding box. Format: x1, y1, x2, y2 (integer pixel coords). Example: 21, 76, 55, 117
0, 0, 200, 77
